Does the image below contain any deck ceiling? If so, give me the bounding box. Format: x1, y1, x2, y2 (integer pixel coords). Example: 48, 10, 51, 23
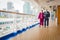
33, 0, 60, 10
34, 0, 60, 5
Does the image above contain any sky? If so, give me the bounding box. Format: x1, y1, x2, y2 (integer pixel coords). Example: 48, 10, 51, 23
0, 0, 25, 13
0, 0, 40, 16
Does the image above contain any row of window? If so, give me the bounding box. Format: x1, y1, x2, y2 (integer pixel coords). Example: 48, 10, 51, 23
0, 20, 21, 25
0, 21, 13, 25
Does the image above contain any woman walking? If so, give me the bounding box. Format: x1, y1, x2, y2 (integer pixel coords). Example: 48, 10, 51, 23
38, 10, 44, 27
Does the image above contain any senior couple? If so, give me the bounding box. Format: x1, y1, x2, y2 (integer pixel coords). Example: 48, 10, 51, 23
38, 10, 50, 27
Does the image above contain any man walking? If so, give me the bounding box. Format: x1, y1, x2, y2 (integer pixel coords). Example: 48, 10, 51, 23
44, 10, 50, 27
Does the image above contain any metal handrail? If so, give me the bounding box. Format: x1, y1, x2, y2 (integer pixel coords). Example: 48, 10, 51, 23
0, 10, 35, 16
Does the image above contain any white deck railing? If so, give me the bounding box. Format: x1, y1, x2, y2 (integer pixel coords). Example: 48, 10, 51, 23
0, 10, 39, 37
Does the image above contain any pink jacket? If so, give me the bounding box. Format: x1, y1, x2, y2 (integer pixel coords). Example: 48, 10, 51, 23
38, 12, 44, 19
